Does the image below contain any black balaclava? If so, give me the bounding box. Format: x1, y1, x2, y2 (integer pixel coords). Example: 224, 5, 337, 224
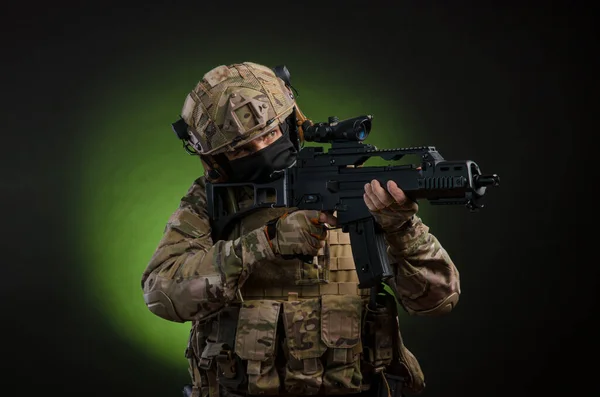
227, 123, 297, 183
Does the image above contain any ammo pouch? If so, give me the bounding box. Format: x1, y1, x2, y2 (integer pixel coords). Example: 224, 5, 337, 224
232, 295, 364, 396
363, 291, 425, 395
234, 300, 282, 395
282, 294, 363, 396
198, 307, 247, 391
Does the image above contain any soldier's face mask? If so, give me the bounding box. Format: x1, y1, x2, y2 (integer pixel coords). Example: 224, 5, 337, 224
227, 123, 297, 183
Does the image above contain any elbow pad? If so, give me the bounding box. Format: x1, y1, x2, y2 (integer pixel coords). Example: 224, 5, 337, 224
143, 290, 185, 323
406, 292, 459, 316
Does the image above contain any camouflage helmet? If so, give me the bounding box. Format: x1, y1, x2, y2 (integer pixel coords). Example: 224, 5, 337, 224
180, 62, 297, 155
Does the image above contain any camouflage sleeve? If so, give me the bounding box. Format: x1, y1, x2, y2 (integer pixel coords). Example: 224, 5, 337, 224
384, 215, 461, 316
140, 177, 275, 323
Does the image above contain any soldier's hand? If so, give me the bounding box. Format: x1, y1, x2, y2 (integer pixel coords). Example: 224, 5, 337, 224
266, 210, 333, 256
363, 180, 418, 231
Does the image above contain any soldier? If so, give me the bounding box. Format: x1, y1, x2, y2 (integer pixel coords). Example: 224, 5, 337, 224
141, 62, 461, 397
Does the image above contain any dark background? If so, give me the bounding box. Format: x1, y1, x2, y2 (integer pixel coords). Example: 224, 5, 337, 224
2, 2, 594, 397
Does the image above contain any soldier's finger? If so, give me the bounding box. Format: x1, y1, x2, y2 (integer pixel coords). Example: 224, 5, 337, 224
370, 180, 394, 206
309, 225, 328, 241
387, 180, 407, 205
319, 211, 338, 226
363, 193, 377, 211
305, 210, 322, 225
306, 237, 325, 255
365, 183, 386, 209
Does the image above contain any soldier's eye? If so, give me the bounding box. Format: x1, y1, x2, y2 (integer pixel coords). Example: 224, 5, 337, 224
262, 131, 276, 142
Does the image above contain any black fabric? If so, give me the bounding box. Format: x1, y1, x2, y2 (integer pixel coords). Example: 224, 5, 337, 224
227, 125, 297, 183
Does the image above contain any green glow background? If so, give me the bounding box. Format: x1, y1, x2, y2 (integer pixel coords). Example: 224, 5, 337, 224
75, 43, 426, 371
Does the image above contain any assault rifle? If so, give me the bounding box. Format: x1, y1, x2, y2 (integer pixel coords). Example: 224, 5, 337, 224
205, 115, 499, 290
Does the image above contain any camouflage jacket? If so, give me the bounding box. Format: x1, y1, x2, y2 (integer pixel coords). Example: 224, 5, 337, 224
141, 176, 460, 396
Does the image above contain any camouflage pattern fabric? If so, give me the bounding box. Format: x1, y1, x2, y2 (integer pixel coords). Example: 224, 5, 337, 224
383, 215, 461, 316
235, 300, 281, 395
180, 62, 297, 156
320, 294, 363, 394
366, 195, 461, 316
269, 210, 328, 256
282, 297, 327, 394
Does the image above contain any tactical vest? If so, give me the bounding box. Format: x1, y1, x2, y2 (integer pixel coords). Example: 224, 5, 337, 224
185, 188, 425, 397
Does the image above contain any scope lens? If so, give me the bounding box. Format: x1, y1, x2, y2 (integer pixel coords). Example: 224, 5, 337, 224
356, 128, 367, 140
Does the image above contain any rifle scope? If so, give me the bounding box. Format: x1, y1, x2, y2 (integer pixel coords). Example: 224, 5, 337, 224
303, 115, 372, 143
